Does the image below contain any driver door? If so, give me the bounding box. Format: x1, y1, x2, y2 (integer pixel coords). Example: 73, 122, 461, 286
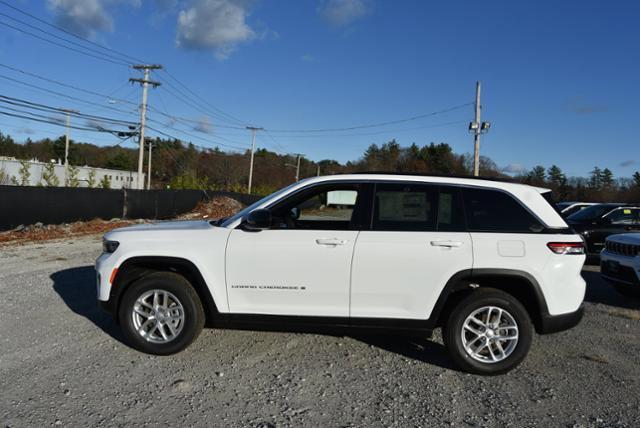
225, 182, 368, 317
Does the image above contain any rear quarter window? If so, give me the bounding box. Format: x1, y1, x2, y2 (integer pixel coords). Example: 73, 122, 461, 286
462, 187, 544, 233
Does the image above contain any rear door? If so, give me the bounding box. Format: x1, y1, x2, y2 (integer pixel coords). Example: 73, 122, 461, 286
350, 183, 473, 319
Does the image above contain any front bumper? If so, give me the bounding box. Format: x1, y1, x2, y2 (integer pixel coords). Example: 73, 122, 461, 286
539, 306, 584, 334
99, 299, 116, 316
600, 251, 640, 288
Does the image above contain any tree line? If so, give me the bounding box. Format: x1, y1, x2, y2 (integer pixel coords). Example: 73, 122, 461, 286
0, 131, 638, 201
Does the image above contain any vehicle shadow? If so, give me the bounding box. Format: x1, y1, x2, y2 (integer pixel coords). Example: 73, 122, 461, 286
350, 334, 459, 371
51, 266, 125, 344
582, 269, 639, 310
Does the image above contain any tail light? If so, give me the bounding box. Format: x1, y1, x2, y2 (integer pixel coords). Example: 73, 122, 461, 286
547, 242, 585, 255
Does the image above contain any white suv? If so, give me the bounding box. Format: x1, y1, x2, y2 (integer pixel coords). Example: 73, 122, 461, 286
96, 174, 586, 374
600, 233, 640, 298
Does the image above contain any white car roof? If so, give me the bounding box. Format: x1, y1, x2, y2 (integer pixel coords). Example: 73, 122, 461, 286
270, 174, 567, 229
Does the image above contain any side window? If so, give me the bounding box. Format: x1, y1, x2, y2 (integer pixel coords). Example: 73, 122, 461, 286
437, 186, 466, 232
462, 187, 544, 233
271, 185, 360, 230
372, 183, 438, 231
606, 208, 637, 225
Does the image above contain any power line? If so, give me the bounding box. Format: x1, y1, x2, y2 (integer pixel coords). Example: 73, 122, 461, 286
0, 119, 120, 144
0, 104, 133, 138
146, 121, 248, 151
0, 109, 125, 133
0, 94, 137, 127
0, 62, 137, 107
146, 105, 246, 130
158, 82, 247, 127
0, 0, 144, 65
263, 119, 468, 139
148, 115, 248, 148
264, 103, 473, 133
0, 19, 129, 67
0, 73, 136, 117
262, 129, 289, 153
160, 69, 249, 126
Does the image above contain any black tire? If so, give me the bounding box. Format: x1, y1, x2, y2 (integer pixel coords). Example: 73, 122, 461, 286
118, 271, 205, 355
612, 282, 640, 299
442, 288, 533, 375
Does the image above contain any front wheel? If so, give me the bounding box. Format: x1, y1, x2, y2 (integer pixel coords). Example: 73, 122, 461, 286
118, 271, 205, 355
443, 289, 533, 375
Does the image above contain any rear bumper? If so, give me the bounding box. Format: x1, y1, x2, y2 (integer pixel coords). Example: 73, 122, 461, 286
539, 306, 584, 334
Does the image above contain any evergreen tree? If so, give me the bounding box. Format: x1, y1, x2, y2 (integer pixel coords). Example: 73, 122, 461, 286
41, 162, 60, 187
17, 160, 31, 186
99, 175, 111, 189
601, 168, 615, 188
68, 165, 80, 188
633, 171, 640, 188
87, 169, 96, 188
527, 166, 546, 185
547, 165, 566, 186
589, 167, 603, 190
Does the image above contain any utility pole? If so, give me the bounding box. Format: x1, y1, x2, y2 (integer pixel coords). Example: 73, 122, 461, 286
146, 140, 153, 190
469, 81, 491, 176
246, 126, 263, 194
316, 164, 320, 177
130, 64, 162, 190
295, 154, 301, 182
62, 108, 77, 186
285, 153, 304, 182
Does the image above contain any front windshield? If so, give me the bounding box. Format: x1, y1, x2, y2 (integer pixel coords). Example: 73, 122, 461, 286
567, 204, 614, 222
219, 181, 302, 227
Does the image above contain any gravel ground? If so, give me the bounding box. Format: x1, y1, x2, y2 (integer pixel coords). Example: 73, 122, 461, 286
1, 236, 639, 427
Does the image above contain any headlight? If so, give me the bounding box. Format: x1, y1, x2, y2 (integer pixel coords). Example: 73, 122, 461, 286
102, 240, 120, 253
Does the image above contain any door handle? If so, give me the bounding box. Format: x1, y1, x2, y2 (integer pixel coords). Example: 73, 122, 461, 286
430, 240, 463, 248
316, 238, 347, 246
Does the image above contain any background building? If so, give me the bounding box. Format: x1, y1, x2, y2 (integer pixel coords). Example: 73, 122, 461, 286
0, 157, 143, 189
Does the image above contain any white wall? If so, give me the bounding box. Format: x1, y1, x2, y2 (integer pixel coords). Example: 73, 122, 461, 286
0, 158, 144, 189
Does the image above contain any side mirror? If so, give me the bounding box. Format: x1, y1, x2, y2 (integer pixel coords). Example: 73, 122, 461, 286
290, 207, 300, 220
245, 209, 272, 230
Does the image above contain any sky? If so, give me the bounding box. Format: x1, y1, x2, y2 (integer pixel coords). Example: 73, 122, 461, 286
0, 0, 638, 177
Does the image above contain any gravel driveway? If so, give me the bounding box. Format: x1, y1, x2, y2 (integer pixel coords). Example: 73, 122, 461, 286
1, 236, 639, 427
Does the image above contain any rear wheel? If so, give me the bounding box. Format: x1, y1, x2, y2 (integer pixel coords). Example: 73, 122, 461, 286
119, 271, 205, 355
443, 288, 533, 375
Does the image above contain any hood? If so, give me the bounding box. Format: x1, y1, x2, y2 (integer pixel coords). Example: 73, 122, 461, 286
606, 233, 640, 245
104, 220, 214, 242
114, 220, 213, 232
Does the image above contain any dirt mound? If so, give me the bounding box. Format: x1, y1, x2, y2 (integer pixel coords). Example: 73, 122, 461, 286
0, 196, 245, 246
0, 218, 137, 246
178, 196, 245, 220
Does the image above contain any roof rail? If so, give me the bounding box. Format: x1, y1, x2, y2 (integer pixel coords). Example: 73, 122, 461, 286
334, 171, 519, 184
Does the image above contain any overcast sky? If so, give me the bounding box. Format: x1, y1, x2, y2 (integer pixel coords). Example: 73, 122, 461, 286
1, 0, 638, 177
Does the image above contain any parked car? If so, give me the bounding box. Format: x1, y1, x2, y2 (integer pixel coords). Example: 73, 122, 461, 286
566, 203, 640, 257
96, 174, 586, 375
600, 233, 640, 298
556, 202, 596, 218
